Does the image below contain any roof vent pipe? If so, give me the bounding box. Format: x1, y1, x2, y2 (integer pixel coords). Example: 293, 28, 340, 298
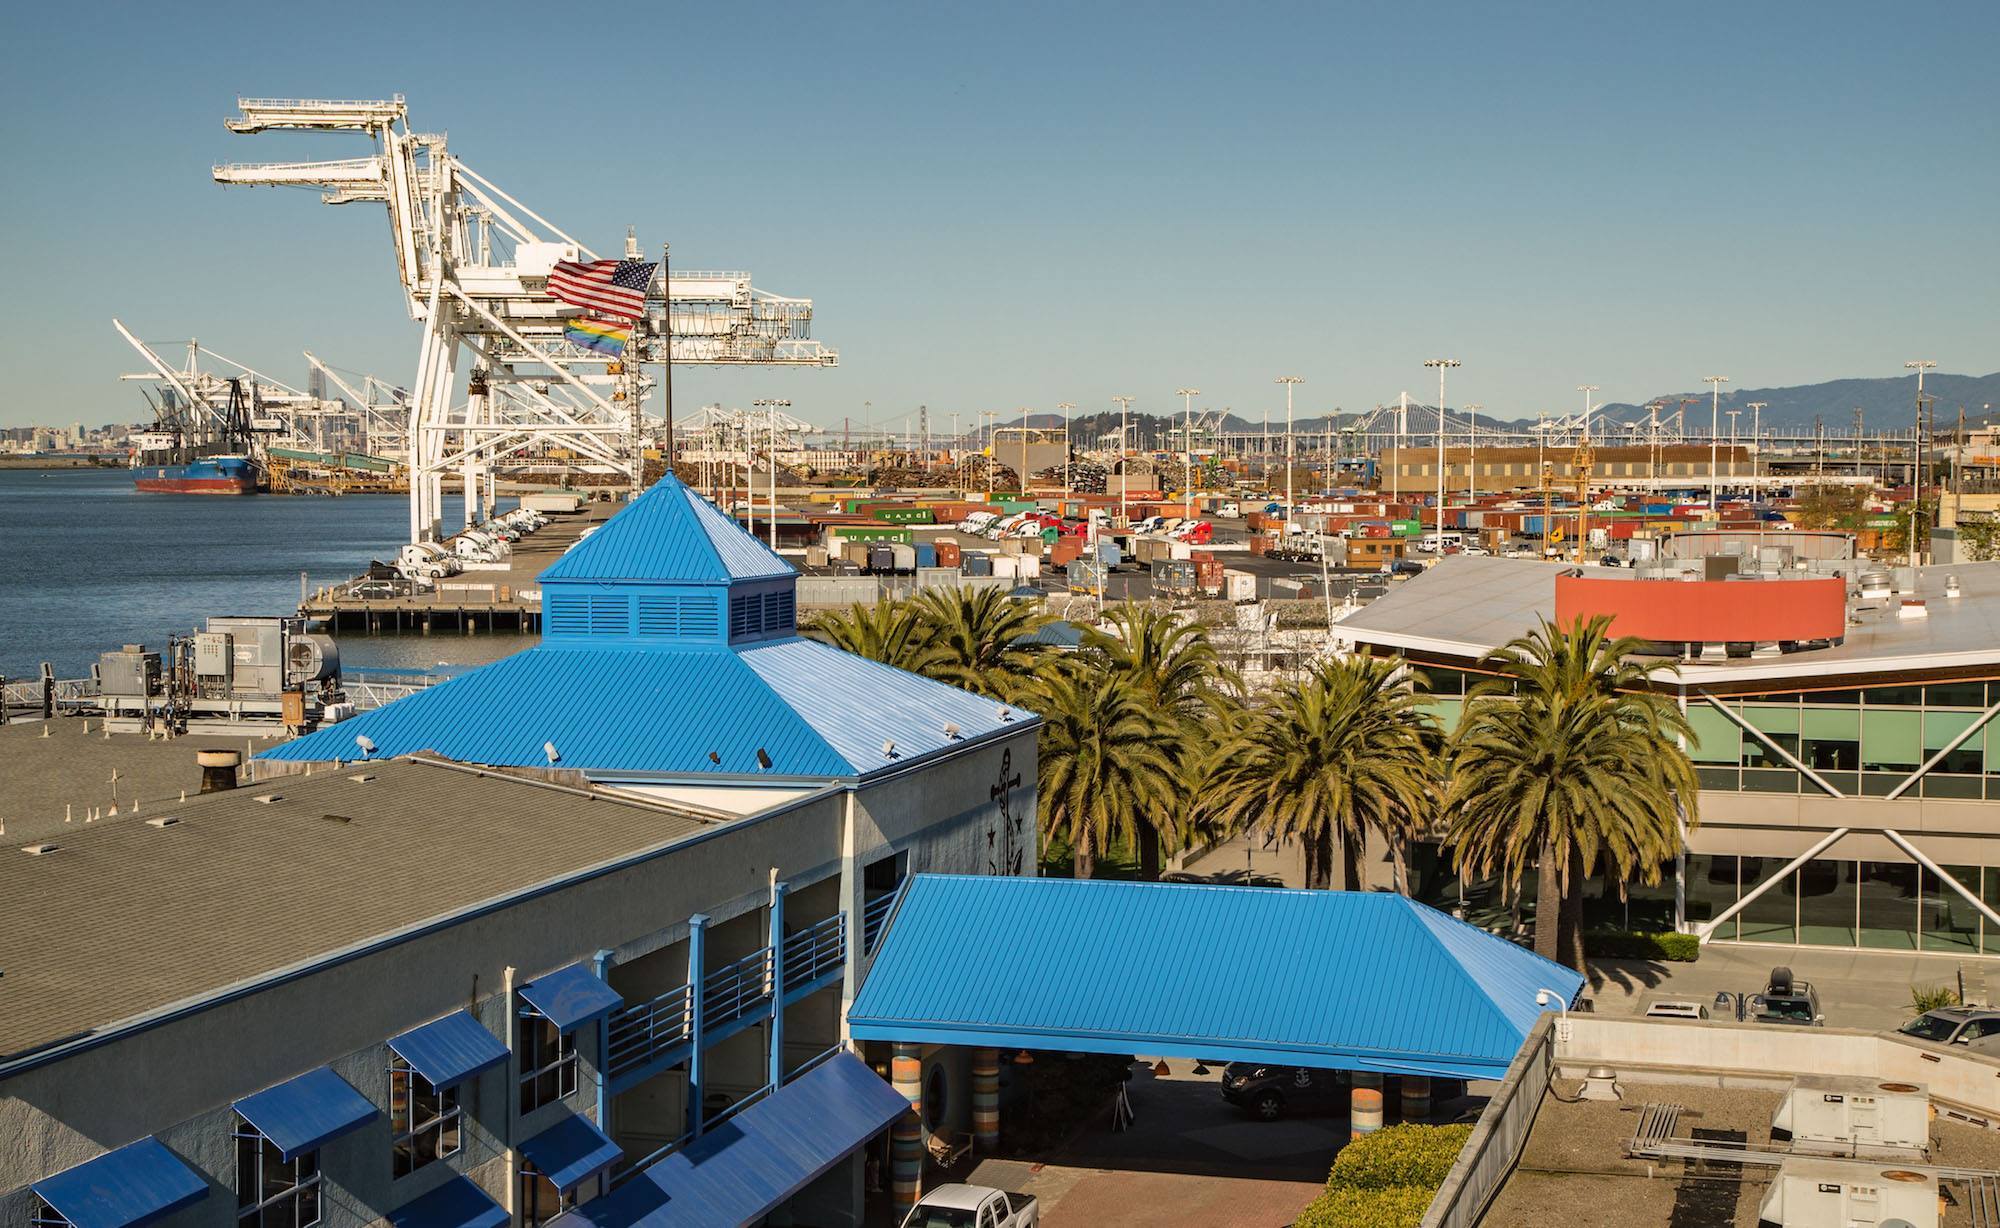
198, 749, 242, 793
1947, 574, 1962, 599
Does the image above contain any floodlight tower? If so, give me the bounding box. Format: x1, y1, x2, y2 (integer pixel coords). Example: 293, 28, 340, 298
1111, 395, 1135, 522
1704, 376, 1729, 510
1424, 360, 1461, 547
1176, 387, 1200, 516
1057, 401, 1076, 497
1745, 401, 1767, 491
1276, 376, 1303, 521
1462, 403, 1483, 500
752, 397, 790, 548
1907, 360, 1937, 566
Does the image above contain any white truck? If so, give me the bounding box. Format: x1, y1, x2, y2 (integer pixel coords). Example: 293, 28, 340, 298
899, 1184, 1040, 1228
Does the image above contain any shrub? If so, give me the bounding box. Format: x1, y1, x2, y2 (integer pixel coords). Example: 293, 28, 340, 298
1293, 1185, 1436, 1228
1584, 929, 1700, 962
1328, 1122, 1473, 1191
1912, 983, 1961, 1013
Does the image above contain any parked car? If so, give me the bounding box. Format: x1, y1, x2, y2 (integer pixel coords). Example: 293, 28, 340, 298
900, 1184, 1039, 1228
1220, 1063, 1348, 1120
1727, 966, 1823, 1026
1897, 1007, 2000, 1051
342, 578, 410, 601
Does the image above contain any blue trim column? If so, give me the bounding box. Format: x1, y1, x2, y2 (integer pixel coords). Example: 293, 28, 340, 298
768, 880, 788, 1090
592, 948, 615, 1141
686, 914, 709, 1140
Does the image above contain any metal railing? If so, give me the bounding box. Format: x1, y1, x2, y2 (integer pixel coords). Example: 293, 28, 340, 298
1, 676, 97, 713
783, 913, 847, 993
604, 983, 692, 1079
862, 890, 899, 953
343, 679, 432, 711
701, 948, 773, 1032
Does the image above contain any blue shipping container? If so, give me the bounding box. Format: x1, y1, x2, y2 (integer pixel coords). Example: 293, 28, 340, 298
915, 543, 937, 568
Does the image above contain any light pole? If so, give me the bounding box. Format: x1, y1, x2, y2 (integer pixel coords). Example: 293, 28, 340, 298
1462, 403, 1483, 501
1745, 402, 1767, 494
1276, 376, 1303, 524
1423, 360, 1460, 550
752, 398, 790, 549
1056, 402, 1076, 499
1907, 361, 1937, 567
1726, 410, 1741, 488
1176, 387, 1200, 517
1703, 376, 1729, 510
1111, 395, 1134, 523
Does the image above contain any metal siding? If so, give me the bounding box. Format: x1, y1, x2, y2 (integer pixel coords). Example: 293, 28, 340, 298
387, 1010, 509, 1088
537, 478, 791, 584
517, 1111, 623, 1192
29, 1138, 209, 1228
847, 877, 1584, 1081
231, 1066, 380, 1162
386, 1175, 508, 1228
555, 1052, 908, 1228
519, 963, 624, 1032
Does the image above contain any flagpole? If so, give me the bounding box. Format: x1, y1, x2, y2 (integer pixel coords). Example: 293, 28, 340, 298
659, 242, 675, 485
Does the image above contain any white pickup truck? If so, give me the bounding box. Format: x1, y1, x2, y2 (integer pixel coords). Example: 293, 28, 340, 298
899, 1183, 1040, 1227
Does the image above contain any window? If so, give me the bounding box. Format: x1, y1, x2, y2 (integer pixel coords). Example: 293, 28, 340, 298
391, 1056, 463, 1178
518, 1162, 575, 1228
235, 1116, 323, 1228
29, 1198, 70, 1228
519, 1014, 578, 1114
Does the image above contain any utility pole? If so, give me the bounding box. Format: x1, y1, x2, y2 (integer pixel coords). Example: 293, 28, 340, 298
1276, 377, 1303, 525
1907, 360, 1937, 567
1703, 376, 1729, 511
1745, 402, 1767, 494
1111, 396, 1135, 523
1726, 410, 1741, 488
1057, 402, 1076, 499
1176, 387, 1200, 517
1424, 359, 1461, 550
658, 243, 675, 481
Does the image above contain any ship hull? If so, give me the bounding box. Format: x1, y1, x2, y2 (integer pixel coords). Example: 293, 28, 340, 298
132, 457, 262, 495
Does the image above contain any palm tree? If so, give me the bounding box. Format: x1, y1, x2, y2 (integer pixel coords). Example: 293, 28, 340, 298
1033, 669, 1182, 879
1443, 615, 1699, 972
802, 598, 928, 670
1084, 606, 1239, 879
1201, 655, 1435, 891
907, 586, 1057, 703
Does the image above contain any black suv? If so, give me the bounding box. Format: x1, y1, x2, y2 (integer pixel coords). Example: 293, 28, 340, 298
1220, 1064, 1348, 1120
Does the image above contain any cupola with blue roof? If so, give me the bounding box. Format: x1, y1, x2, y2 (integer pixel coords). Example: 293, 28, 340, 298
259, 475, 1035, 781
537, 475, 798, 648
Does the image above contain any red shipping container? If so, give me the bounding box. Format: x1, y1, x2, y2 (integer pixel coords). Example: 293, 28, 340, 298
1050, 537, 1084, 566
1247, 534, 1274, 556
1190, 550, 1216, 563
935, 540, 962, 568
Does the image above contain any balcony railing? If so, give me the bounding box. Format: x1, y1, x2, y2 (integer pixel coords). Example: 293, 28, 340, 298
783, 912, 847, 993
702, 948, 773, 1032
862, 890, 900, 953
604, 983, 691, 1079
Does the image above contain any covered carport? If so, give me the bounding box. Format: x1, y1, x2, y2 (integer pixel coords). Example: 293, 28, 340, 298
848, 874, 1584, 1211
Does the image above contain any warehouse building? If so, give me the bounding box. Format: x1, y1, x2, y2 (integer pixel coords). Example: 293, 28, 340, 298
1337, 554, 2000, 956
0, 476, 1042, 1228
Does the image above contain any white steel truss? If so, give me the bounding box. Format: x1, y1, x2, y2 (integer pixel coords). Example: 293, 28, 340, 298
213, 96, 837, 541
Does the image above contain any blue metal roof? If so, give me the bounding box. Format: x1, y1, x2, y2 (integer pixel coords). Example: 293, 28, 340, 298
518, 1111, 622, 1192
388, 1175, 508, 1228
261, 639, 1030, 780
30, 1137, 207, 1228
388, 1010, 508, 1088
553, 1052, 909, 1228
519, 963, 623, 1032
233, 1066, 379, 1162
848, 876, 1584, 1081
538, 477, 792, 584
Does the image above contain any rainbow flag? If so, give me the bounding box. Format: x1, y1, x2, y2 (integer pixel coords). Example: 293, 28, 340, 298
564, 315, 631, 356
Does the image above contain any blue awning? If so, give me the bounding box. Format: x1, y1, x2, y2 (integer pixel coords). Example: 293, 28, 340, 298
389, 1011, 509, 1088
233, 1067, 379, 1162
552, 1052, 909, 1228
519, 963, 623, 1032
30, 1137, 208, 1228
388, 1176, 508, 1228
518, 1111, 623, 1192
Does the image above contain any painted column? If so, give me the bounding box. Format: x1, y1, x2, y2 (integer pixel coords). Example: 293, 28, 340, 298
592, 948, 615, 1137
1350, 1072, 1383, 1138
768, 880, 788, 1090
1399, 1075, 1431, 1122
686, 914, 709, 1139
891, 1043, 924, 1211
971, 1048, 1001, 1152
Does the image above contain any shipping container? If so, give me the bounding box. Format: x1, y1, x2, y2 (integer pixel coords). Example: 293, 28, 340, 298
867, 545, 895, 572
934, 540, 963, 568
1096, 541, 1123, 567
1222, 570, 1257, 602
963, 552, 993, 577
876, 506, 936, 525
915, 543, 938, 568
890, 544, 917, 572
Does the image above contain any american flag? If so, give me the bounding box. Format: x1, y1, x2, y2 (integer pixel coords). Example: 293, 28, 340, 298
546, 258, 657, 320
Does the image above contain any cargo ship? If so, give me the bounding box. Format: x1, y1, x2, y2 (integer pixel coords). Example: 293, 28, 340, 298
133, 454, 264, 495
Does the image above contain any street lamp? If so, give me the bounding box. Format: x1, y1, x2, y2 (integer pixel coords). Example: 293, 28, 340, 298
1462, 403, 1483, 501
1176, 387, 1200, 517
1703, 376, 1729, 510
1907, 361, 1937, 568
1745, 402, 1767, 493
1276, 377, 1303, 525
1111, 395, 1134, 524
1056, 402, 1076, 499
1423, 360, 1460, 551
1726, 410, 1741, 487
751, 398, 790, 549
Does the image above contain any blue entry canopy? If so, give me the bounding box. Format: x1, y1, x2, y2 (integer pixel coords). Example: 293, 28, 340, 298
519, 963, 623, 1032
30, 1137, 208, 1228
849, 876, 1587, 1082
233, 1067, 380, 1162
553, 1052, 909, 1228
519, 1111, 623, 1193
389, 1011, 509, 1088
388, 1175, 508, 1228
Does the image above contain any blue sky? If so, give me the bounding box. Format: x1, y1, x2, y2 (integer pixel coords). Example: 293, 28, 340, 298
3, 0, 1994, 431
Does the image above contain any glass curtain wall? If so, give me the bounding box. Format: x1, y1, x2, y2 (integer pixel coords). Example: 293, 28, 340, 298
1684, 684, 1999, 798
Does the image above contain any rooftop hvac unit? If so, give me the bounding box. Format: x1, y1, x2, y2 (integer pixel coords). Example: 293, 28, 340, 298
1755, 1158, 1937, 1228
1772, 1076, 1931, 1159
